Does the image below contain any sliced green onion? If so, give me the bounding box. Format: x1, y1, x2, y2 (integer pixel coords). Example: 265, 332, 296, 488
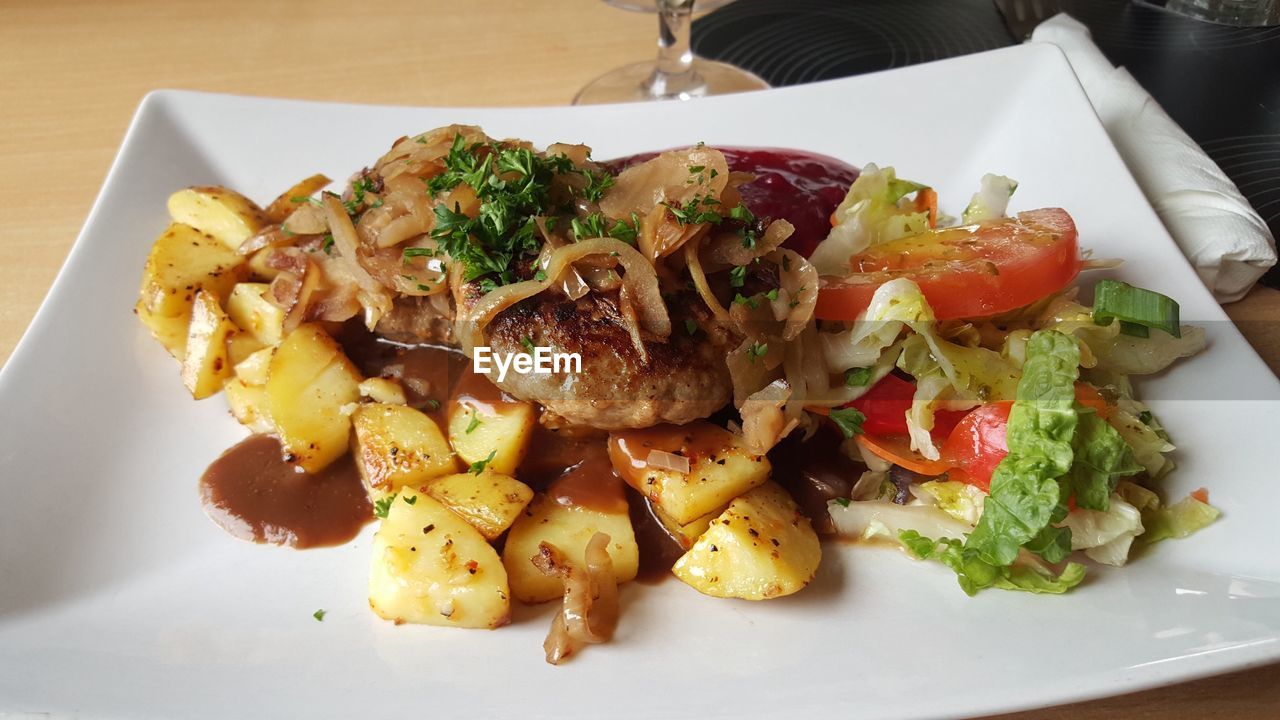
1092, 280, 1180, 338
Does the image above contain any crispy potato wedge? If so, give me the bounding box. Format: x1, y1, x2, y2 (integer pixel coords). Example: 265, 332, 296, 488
351, 404, 457, 499
224, 378, 272, 433
135, 222, 248, 358
264, 324, 361, 472
422, 471, 534, 541
226, 282, 285, 348
503, 471, 638, 603
167, 186, 269, 252
369, 489, 510, 629
447, 375, 536, 475
673, 482, 821, 600
180, 290, 237, 399
608, 421, 771, 525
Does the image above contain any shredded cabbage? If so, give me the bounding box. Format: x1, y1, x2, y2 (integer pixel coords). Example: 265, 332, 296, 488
1059, 493, 1144, 566
1037, 295, 1205, 375
961, 173, 1018, 223
915, 480, 987, 526
1140, 494, 1221, 545
809, 164, 931, 275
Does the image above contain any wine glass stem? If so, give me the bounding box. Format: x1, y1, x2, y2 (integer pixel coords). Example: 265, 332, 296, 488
647, 0, 703, 98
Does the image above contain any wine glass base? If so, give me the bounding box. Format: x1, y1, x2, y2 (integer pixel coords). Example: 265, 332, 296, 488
573, 59, 769, 105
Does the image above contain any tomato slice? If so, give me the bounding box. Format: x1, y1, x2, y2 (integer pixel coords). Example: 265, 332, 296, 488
938, 384, 1115, 491
815, 208, 1082, 321
940, 401, 1013, 492
850, 374, 967, 437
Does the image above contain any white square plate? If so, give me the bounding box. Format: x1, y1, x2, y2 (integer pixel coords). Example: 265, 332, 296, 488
2, 44, 1278, 719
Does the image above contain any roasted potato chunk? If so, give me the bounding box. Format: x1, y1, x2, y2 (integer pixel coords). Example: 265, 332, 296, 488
351, 404, 457, 499
673, 482, 821, 600
503, 469, 638, 603
447, 374, 536, 475
226, 282, 285, 348
264, 323, 361, 472
608, 421, 771, 525
422, 471, 534, 541
167, 186, 269, 252
135, 222, 248, 358
653, 503, 720, 551
358, 377, 407, 406
180, 290, 237, 399
233, 346, 274, 386
224, 378, 272, 433
369, 489, 511, 629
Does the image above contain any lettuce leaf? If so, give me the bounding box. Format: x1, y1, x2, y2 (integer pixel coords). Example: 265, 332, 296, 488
899, 531, 1086, 596
1066, 411, 1142, 511
965, 330, 1081, 567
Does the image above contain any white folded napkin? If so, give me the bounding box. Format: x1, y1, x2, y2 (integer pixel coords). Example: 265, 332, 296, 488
1032, 14, 1276, 303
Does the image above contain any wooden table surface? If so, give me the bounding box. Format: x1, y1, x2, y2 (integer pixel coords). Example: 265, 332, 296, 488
1, 0, 1276, 716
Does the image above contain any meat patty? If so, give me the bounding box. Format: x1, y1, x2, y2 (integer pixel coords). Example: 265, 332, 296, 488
484, 291, 734, 429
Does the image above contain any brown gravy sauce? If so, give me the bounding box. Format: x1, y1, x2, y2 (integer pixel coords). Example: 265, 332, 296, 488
199, 336, 843, 576
199, 435, 372, 548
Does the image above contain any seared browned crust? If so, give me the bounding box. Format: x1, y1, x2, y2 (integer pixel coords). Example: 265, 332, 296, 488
375, 295, 455, 346
485, 291, 734, 429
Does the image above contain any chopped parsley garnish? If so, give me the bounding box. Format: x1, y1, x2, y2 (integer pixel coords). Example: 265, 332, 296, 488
373, 494, 397, 519
729, 265, 747, 288
733, 293, 758, 310
571, 212, 609, 240
534, 268, 548, 282
788, 286, 805, 308
291, 195, 322, 206
470, 450, 497, 475
662, 196, 722, 226
747, 342, 768, 363
423, 398, 441, 411
844, 367, 873, 387
580, 169, 615, 202
321, 233, 334, 254
728, 204, 755, 223
521, 336, 536, 354
466, 412, 482, 434
403, 495, 417, 505
829, 407, 867, 439
313, 609, 326, 622
1138, 410, 1154, 425
833, 497, 851, 508
608, 213, 641, 244
420, 134, 577, 287
764, 288, 779, 301
685, 318, 698, 335
344, 177, 376, 215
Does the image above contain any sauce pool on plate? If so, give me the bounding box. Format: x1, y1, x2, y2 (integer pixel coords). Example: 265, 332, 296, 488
200, 435, 372, 548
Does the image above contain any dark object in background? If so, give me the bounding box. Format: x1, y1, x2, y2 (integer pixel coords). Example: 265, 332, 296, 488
693, 0, 1280, 287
